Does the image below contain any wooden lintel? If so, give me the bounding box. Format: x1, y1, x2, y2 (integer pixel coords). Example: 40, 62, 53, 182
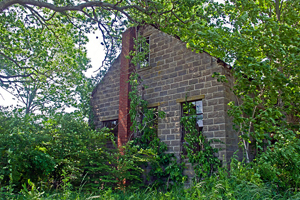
101, 115, 119, 122
147, 102, 165, 108
176, 95, 205, 103
136, 66, 151, 72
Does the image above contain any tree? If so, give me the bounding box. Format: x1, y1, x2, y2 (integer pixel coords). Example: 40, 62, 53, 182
0, 9, 93, 113
0, 0, 190, 82
0, 0, 191, 113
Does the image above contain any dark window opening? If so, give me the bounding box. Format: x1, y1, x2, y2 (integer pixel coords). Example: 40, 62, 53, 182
102, 119, 118, 148
181, 100, 203, 155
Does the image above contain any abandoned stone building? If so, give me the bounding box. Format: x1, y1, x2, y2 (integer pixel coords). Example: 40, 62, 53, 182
91, 26, 239, 177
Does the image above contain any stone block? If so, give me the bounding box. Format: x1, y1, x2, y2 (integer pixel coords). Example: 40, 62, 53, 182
162, 129, 171, 135
167, 135, 175, 140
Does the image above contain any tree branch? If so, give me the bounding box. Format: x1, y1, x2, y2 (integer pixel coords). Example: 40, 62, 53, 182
0, 0, 147, 15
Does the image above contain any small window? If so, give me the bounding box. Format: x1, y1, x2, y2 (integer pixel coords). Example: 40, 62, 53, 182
181, 100, 203, 154
138, 36, 150, 69
102, 119, 118, 148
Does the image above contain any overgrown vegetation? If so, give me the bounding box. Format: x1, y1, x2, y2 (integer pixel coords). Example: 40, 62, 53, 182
181, 101, 221, 181
128, 72, 186, 189
1, 0, 300, 199
0, 109, 153, 194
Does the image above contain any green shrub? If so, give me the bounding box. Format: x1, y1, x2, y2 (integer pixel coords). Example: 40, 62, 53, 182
255, 129, 300, 191
0, 110, 152, 192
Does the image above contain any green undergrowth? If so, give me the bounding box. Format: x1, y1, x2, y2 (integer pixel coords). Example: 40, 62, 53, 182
1, 177, 300, 200
1, 149, 300, 200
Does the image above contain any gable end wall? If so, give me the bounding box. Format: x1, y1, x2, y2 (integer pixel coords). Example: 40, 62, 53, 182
91, 56, 121, 129
138, 26, 238, 164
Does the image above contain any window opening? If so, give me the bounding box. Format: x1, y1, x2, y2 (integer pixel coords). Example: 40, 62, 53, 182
102, 119, 118, 148
181, 100, 203, 154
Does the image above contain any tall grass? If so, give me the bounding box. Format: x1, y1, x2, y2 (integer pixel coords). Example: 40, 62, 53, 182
2, 180, 300, 200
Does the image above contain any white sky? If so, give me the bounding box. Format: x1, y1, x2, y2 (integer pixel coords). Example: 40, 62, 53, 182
84, 32, 106, 78
0, 33, 105, 107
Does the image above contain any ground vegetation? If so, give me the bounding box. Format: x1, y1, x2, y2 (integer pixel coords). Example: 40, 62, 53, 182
0, 0, 300, 199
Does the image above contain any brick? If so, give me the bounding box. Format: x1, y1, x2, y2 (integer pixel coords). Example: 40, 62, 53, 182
212, 80, 222, 86
175, 65, 183, 71
178, 70, 187, 76
171, 116, 180, 122
177, 59, 185, 66
205, 82, 212, 88
167, 135, 175, 140
165, 78, 174, 84
203, 131, 214, 138
207, 86, 218, 93
214, 131, 225, 137
171, 128, 180, 133
186, 85, 194, 91
169, 72, 177, 78
160, 91, 168, 96
177, 87, 185, 93
189, 79, 198, 85
183, 74, 193, 80
155, 87, 162, 92
174, 76, 183, 82
214, 117, 225, 124
213, 92, 224, 98
165, 57, 174, 64
179, 81, 189, 87
171, 141, 180, 146
204, 118, 214, 125
206, 75, 215, 82
208, 99, 218, 106
193, 60, 201, 67
168, 88, 177, 95
162, 129, 170, 134
190, 90, 200, 96
174, 55, 183, 61
186, 56, 195, 63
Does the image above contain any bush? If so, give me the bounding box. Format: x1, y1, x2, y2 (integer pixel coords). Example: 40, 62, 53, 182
255, 129, 300, 191
0, 110, 152, 192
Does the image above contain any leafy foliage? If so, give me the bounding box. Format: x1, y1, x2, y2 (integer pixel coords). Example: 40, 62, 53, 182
0, 7, 93, 114
0, 109, 152, 192
128, 72, 186, 190
255, 130, 300, 191
156, 0, 300, 161
2, 155, 300, 199
181, 101, 221, 180
1, 0, 300, 197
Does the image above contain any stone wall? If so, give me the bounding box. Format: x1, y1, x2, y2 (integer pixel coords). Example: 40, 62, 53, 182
91, 56, 121, 129
223, 66, 242, 160
91, 25, 239, 180
137, 26, 238, 168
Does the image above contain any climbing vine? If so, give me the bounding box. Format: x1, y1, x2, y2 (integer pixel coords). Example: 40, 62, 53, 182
127, 36, 186, 189
128, 72, 186, 189
126, 35, 224, 188
181, 101, 221, 181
